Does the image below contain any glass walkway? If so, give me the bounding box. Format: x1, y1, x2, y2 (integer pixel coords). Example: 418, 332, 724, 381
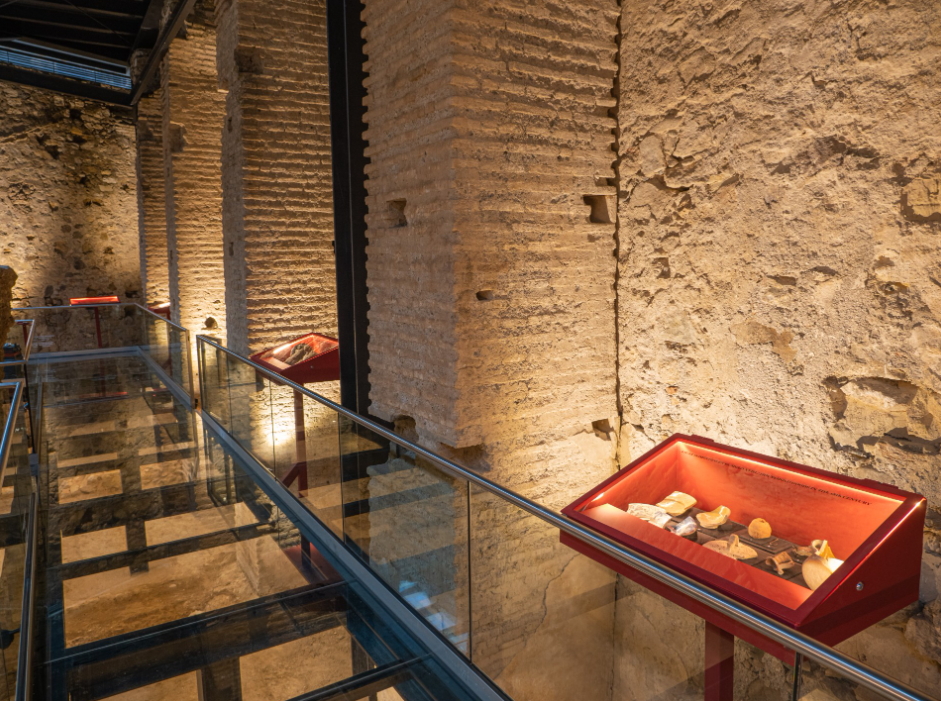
2, 303, 936, 701
24, 349, 503, 701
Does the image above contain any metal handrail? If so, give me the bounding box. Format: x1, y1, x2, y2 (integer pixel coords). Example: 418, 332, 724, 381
196, 333, 936, 701
0, 380, 25, 478
12, 303, 195, 402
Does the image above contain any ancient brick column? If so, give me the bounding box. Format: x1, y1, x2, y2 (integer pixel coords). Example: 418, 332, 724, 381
135, 89, 171, 305
162, 1, 227, 340
363, 0, 620, 497
215, 0, 336, 356
361, 0, 621, 693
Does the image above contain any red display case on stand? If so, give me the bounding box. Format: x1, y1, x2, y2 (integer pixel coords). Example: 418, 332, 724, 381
561, 434, 926, 700
249, 333, 340, 498
250, 332, 339, 384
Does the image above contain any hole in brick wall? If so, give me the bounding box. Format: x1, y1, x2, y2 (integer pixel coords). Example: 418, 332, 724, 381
476, 290, 494, 301
388, 199, 407, 227
235, 47, 264, 74
169, 123, 186, 153
592, 418, 615, 440
204, 317, 218, 330
583, 195, 614, 224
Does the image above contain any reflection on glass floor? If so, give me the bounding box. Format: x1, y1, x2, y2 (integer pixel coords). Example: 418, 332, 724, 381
31, 354, 482, 701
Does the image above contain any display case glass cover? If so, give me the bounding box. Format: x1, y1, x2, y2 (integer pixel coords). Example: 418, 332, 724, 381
562, 434, 925, 647
249, 333, 339, 384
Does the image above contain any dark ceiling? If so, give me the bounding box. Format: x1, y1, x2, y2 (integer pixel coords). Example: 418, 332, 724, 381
0, 0, 193, 105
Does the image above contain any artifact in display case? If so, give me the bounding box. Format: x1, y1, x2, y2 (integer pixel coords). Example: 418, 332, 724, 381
561, 434, 926, 654
249, 332, 339, 384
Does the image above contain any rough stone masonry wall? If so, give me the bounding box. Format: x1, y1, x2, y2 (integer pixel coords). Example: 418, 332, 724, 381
162, 1, 228, 340
136, 89, 171, 304
362, 1, 620, 699
615, 1, 941, 699
216, 0, 337, 357
0, 82, 140, 307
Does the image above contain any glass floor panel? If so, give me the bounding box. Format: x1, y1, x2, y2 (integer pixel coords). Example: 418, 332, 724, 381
29, 353, 492, 701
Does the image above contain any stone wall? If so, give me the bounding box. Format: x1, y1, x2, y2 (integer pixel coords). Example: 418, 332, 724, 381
162, 1, 228, 340
216, 0, 337, 357
0, 82, 140, 307
614, 0, 941, 698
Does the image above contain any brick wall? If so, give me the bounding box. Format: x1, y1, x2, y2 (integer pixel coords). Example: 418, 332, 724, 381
136, 89, 171, 305
0, 82, 140, 307
216, 0, 337, 356
361, 0, 620, 695
162, 1, 228, 340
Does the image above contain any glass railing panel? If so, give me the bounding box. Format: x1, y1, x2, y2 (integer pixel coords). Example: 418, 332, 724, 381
469, 482, 624, 701
339, 416, 471, 655
138, 310, 192, 401
199, 338, 231, 429
223, 351, 276, 470
0, 385, 35, 701
265, 387, 343, 538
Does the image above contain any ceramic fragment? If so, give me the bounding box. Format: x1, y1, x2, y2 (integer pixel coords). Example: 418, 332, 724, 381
696, 505, 731, 529
766, 551, 795, 576
748, 518, 772, 539
801, 540, 844, 591
626, 503, 670, 523
656, 491, 698, 516
704, 534, 758, 560
670, 516, 698, 537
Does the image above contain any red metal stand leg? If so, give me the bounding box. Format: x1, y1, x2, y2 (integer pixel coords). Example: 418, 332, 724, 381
705, 622, 735, 701
293, 388, 308, 495
93, 307, 103, 349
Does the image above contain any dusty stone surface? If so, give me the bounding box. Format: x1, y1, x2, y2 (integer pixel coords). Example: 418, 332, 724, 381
0, 265, 16, 343
0, 82, 140, 306
615, 0, 941, 697
216, 0, 337, 356
161, 1, 228, 340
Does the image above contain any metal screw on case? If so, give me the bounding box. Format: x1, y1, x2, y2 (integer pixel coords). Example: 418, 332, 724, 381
856, 582, 865, 591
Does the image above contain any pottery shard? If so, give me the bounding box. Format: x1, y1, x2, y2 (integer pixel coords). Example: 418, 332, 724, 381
748, 518, 772, 539
0, 266, 17, 344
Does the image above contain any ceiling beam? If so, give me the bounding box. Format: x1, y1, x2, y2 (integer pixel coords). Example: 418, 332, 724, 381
0, 13, 140, 36
0, 61, 132, 105
24, 0, 148, 16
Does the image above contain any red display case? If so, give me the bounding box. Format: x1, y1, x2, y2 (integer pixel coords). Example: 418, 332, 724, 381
562, 434, 925, 663
249, 333, 339, 384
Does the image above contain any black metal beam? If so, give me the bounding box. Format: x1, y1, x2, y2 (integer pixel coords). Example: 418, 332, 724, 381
129, 0, 196, 103
47, 481, 206, 535
327, 0, 371, 417
285, 659, 417, 701
0, 17, 136, 43
56, 521, 274, 580
28, 0, 148, 16
0, 6, 142, 33
0, 61, 131, 105
61, 583, 348, 701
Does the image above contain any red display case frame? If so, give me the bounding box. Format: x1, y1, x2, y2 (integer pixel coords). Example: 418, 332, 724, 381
249, 332, 339, 385
561, 434, 925, 663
